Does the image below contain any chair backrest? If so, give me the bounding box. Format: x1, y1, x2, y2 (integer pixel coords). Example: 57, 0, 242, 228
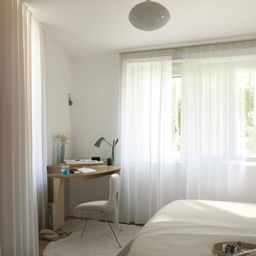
105, 174, 120, 212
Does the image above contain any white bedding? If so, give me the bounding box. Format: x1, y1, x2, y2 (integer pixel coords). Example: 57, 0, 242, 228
118, 200, 256, 256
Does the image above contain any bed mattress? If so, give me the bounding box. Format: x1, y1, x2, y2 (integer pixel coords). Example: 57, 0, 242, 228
118, 200, 256, 256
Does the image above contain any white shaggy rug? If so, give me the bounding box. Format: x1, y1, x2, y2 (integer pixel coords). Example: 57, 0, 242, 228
43, 219, 141, 256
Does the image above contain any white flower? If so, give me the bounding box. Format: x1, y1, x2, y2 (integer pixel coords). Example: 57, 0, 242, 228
56, 134, 70, 144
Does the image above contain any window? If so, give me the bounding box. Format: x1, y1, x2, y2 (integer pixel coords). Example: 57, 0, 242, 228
171, 62, 182, 153
237, 68, 256, 156
171, 76, 182, 153
171, 63, 256, 157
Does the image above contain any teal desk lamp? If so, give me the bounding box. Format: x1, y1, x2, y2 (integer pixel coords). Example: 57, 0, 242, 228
94, 137, 119, 163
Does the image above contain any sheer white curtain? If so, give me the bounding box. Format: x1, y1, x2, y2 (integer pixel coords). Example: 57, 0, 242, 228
119, 52, 183, 224
181, 42, 256, 201
0, 1, 47, 255
31, 13, 48, 230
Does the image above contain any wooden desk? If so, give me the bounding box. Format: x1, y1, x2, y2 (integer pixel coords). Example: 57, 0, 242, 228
47, 165, 120, 230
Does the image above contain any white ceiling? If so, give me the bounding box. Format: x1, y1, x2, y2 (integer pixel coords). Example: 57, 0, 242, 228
25, 0, 256, 57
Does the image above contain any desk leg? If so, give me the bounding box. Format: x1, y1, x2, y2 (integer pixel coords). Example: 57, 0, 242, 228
52, 177, 65, 230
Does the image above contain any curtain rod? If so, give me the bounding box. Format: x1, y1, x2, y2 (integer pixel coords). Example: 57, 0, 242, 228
120, 37, 256, 55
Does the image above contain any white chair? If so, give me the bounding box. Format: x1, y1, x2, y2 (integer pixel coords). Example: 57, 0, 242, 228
74, 173, 121, 248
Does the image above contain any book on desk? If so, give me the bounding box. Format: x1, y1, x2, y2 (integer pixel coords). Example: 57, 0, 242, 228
64, 159, 104, 165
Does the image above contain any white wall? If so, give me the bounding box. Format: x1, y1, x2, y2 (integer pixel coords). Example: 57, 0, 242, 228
46, 35, 72, 165
66, 53, 120, 215
70, 53, 119, 159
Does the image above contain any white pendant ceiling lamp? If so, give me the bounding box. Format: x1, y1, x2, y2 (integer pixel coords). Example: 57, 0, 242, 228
129, 0, 170, 31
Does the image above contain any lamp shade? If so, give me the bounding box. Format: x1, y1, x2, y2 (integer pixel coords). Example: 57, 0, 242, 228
94, 137, 105, 148
129, 0, 170, 31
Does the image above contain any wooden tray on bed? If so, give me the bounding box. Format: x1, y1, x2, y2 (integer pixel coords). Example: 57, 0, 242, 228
213, 242, 256, 256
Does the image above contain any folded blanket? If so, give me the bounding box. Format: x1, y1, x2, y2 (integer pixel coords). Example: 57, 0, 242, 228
39, 229, 71, 241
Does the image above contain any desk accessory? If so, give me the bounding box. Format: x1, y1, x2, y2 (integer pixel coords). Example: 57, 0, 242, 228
56, 134, 70, 163
107, 158, 112, 166
91, 156, 100, 161
213, 241, 256, 255
61, 165, 70, 175
69, 169, 77, 174
94, 137, 119, 164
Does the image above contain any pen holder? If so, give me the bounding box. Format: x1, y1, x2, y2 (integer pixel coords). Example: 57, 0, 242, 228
107, 158, 112, 166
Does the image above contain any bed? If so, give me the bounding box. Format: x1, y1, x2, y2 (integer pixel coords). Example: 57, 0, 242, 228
118, 200, 256, 256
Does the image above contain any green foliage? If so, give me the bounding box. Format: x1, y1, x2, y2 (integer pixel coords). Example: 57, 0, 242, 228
238, 69, 256, 155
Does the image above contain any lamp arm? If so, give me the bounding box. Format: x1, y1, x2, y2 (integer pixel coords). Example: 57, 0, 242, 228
103, 138, 113, 148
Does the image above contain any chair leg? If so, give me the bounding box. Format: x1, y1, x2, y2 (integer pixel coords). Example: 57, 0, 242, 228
81, 218, 88, 238
80, 211, 90, 238
107, 221, 122, 248
114, 207, 122, 231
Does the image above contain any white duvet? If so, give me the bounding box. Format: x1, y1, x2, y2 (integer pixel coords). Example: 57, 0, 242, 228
118, 200, 256, 256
